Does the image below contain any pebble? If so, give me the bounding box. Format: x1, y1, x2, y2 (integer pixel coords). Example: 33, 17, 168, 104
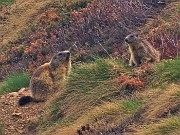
16, 128, 24, 134
9, 92, 19, 97
18, 88, 27, 94
12, 112, 22, 117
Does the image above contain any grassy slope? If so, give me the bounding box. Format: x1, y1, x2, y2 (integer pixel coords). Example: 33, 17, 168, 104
0, 0, 179, 135
40, 59, 142, 135
39, 59, 180, 135
0, 0, 52, 45
39, 2, 180, 134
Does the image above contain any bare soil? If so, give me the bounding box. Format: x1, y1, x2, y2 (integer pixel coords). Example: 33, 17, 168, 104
0, 90, 44, 135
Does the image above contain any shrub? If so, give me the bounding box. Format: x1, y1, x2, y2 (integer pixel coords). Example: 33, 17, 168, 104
2, 0, 154, 74
142, 2, 180, 59
0, 72, 30, 95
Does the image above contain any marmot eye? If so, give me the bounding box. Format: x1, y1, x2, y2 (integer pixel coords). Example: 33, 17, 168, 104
58, 53, 62, 56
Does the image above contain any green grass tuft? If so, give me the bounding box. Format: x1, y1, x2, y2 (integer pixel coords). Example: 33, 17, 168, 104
0, 0, 14, 6
122, 99, 142, 112
154, 58, 180, 85
68, 58, 111, 93
0, 72, 30, 95
68, 58, 129, 93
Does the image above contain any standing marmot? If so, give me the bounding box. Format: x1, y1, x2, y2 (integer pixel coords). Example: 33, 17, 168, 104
18, 50, 71, 106
124, 33, 160, 67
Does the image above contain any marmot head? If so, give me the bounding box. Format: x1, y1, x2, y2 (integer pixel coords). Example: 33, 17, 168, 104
124, 33, 140, 44
50, 50, 71, 70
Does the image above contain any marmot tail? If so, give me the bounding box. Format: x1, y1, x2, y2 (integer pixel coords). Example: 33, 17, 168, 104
18, 96, 33, 106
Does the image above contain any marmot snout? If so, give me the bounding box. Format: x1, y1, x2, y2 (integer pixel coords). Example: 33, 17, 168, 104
124, 33, 140, 44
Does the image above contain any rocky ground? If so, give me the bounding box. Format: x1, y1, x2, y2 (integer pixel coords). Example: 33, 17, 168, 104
0, 89, 44, 135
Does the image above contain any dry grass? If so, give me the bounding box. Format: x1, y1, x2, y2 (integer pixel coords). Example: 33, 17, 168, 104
0, 1, 180, 135
138, 116, 180, 135
139, 84, 180, 122
0, 0, 52, 45
37, 59, 139, 134
42, 100, 142, 135
39, 59, 180, 135
133, 83, 180, 135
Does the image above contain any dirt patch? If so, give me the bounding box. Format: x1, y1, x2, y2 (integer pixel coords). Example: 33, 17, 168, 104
0, 91, 44, 135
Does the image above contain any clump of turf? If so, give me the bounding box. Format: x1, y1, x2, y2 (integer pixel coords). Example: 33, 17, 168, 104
0, 72, 30, 95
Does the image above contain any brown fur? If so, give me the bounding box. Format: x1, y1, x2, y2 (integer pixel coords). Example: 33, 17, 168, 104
19, 51, 71, 104
124, 33, 160, 67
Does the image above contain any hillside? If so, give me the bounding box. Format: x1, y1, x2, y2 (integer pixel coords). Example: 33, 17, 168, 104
0, 0, 180, 135
0, 0, 52, 45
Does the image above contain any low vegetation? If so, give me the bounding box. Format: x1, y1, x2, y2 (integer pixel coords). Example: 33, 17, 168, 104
0, 124, 4, 135
122, 99, 142, 112
140, 116, 180, 135
153, 58, 180, 86
0, 0, 165, 75
143, 2, 180, 59
0, 72, 30, 95
0, 0, 14, 6
40, 59, 127, 123
37, 59, 144, 134
0, 0, 179, 135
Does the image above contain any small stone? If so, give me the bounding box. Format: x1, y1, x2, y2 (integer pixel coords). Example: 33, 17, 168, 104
12, 112, 22, 117
1, 108, 5, 111
16, 128, 24, 134
18, 88, 26, 93
9, 92, 19, 97
0, 95, 6, 99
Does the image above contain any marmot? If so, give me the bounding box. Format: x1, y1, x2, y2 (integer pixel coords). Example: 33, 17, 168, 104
124, 33, 160, 67
18, 50, 71, 106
